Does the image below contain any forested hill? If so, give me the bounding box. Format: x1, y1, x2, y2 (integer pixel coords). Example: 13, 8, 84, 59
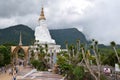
0, 24, 87, 48
0, 24, 34, 46
50, 28, 87, 48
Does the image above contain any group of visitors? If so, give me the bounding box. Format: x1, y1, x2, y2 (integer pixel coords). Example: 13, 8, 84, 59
0, 66, 7, 73
9, 66, 18, 75
9, 65, 19, 80
0, 64, 18, 80
0, 60, 25, 80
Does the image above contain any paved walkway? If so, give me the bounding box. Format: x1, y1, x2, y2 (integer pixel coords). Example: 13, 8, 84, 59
17, 71, 63, 80
0, 66, 32, 80
17, 68, 63, 80
0, 66, 63, 80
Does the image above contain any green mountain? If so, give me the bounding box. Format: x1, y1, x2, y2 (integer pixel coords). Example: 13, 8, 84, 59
50, 28, 87, 48
0, 24, 34, 45
0, 24, 87, 48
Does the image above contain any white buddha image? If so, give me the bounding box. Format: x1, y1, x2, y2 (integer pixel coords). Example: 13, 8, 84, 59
35, 7, 55, 44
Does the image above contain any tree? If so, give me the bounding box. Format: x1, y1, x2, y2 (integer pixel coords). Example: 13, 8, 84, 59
30, 43, 50, 70
0, 53, 4, 66
30, 50, 35, 61
57, 42, 84, 80
0, 45, 10, 67
81, 44, 98, 80
31, 60, 40, 69
110, 41, 120, 63
81, 39, 102, 80
73, 66, 84, 80
58, 39, 108, 80
102, 52, 117, 66
91, 40, 101, 80
38, 44, 50, 69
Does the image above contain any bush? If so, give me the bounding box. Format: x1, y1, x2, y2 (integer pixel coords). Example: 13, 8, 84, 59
100, 74, 108, 80
37, 61, 46, 71
31, 60, 47, 71
0, 46, 10, 67
31, 60, 40, 69
73, 66, 84, 80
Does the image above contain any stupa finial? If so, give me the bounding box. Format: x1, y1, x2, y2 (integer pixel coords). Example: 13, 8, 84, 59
38, 7, 46, 21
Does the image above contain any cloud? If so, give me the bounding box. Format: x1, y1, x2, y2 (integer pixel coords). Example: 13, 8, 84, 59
0, 0, 39, 18
0, 0, 92, 29
45, 0, 93, 29
0, 18, 17, 28
81, 0, 120, 44
0, 0, 120, 44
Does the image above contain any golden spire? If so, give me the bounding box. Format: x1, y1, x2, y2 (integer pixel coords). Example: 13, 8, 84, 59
38, 7, 46, 21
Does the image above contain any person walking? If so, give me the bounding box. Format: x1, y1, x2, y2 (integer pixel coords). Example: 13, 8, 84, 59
13, 73, 17, 80
8, 68, 12, 75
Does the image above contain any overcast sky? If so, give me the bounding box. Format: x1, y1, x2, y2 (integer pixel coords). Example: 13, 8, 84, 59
0, 0, 120, 45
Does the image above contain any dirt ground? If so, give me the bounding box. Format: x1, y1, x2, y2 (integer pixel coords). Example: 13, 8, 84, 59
0, 72, 13, 80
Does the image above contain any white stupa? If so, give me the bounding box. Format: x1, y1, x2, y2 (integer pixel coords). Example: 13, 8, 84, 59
35, 7, 55, 44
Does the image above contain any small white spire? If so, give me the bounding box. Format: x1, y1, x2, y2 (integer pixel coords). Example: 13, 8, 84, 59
19, 32, 23, 46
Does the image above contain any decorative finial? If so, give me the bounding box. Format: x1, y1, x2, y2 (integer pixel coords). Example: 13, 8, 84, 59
19, 32, 23, 46
38, 7, 46, 21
